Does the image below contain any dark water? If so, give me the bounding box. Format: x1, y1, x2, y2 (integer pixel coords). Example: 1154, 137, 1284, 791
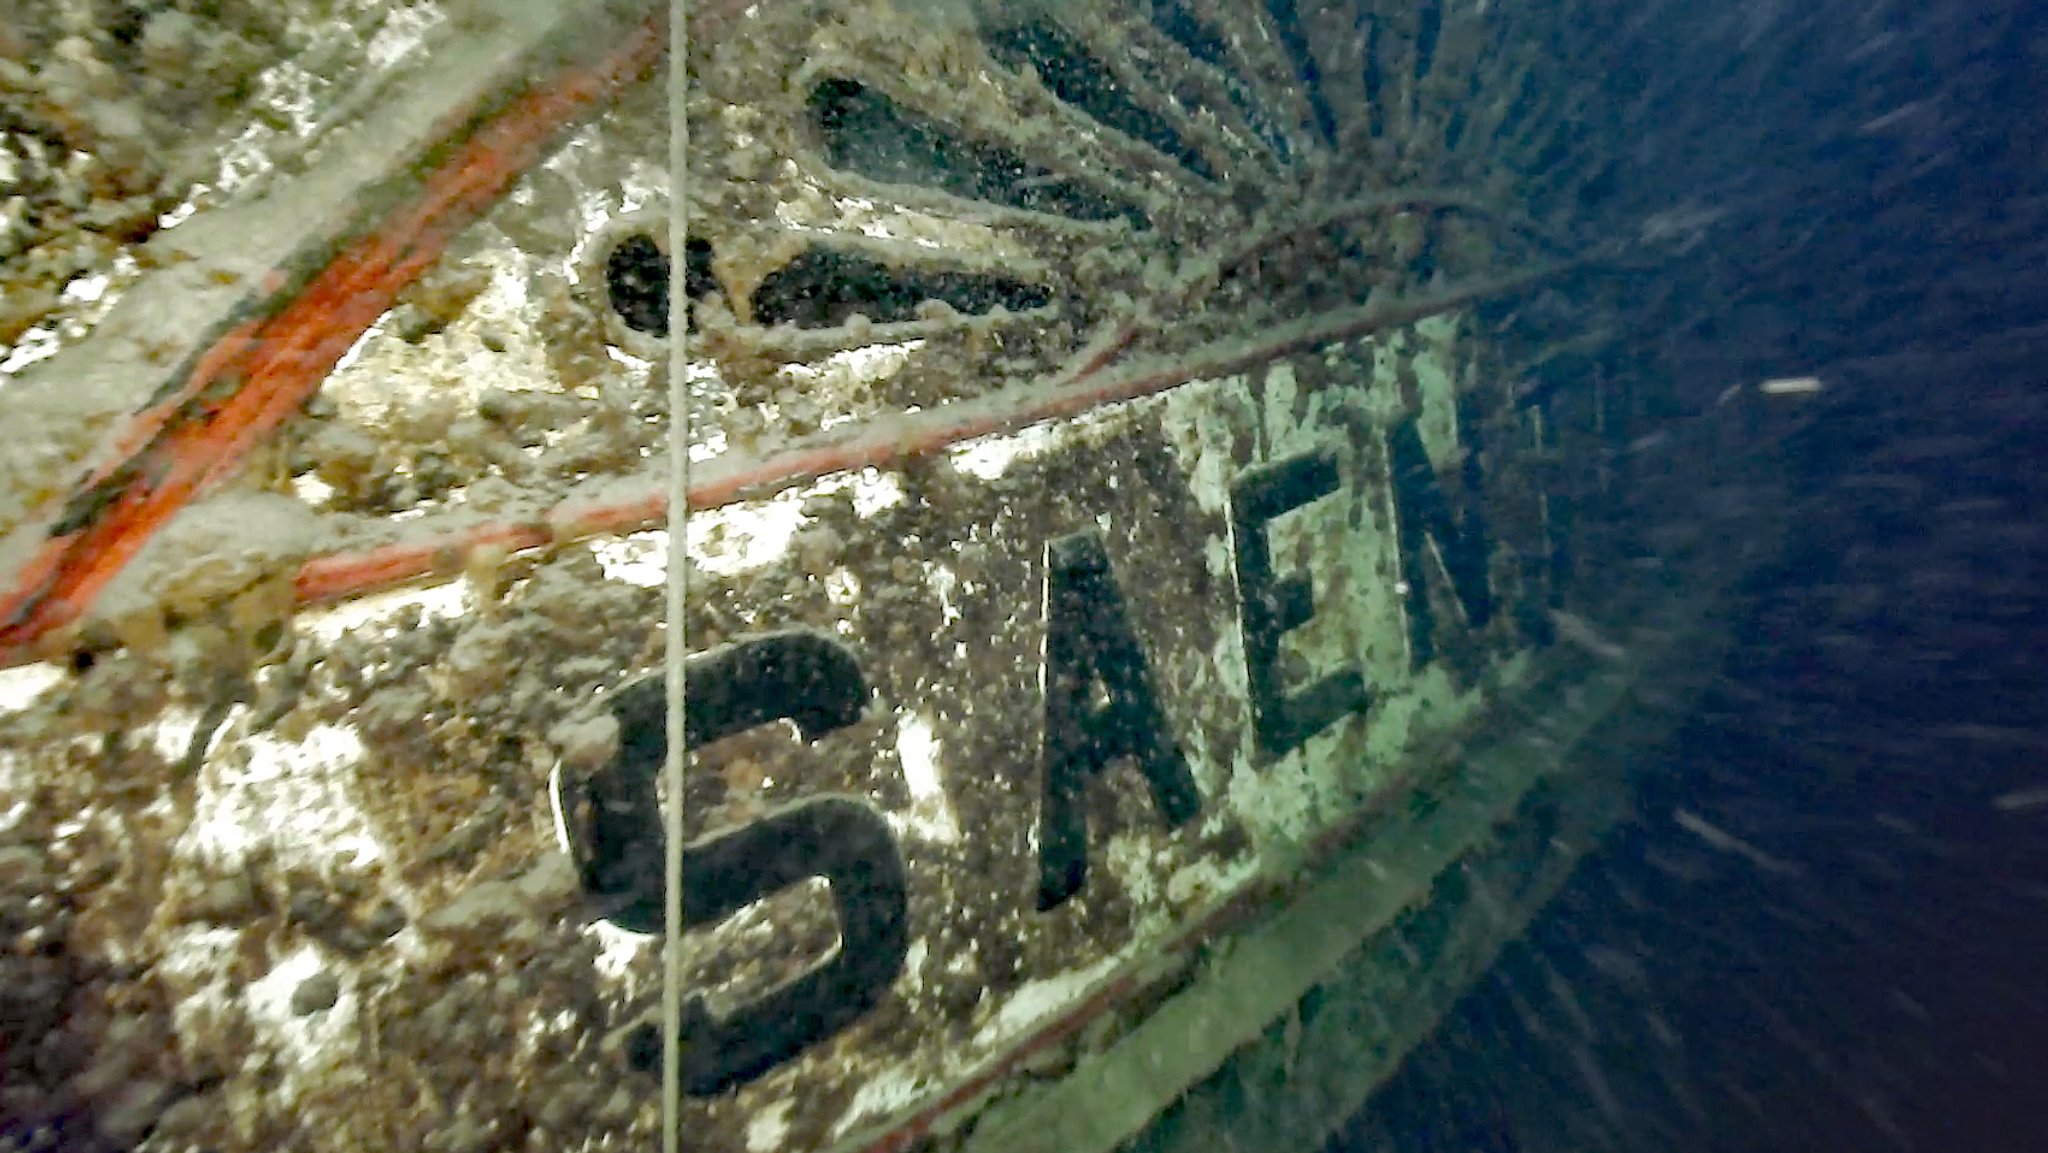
1333, 1, 2048, 1149
1341, 439, 2048, 1152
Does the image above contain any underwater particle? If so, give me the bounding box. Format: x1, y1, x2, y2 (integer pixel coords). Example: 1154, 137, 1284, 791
1757, 376, 1823, 395
1992, 787, 2048, 813
1671, 809, 1802, 876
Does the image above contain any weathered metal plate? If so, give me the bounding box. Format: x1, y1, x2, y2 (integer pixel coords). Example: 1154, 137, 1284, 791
971, 488, 1786, 1153
593, 319, 1554, 1151
0, 0, 1759, 1148
0, 306, 1576, 1150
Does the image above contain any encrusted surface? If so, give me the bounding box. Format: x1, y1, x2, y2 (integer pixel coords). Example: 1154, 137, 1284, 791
0, 0, 1652, 1149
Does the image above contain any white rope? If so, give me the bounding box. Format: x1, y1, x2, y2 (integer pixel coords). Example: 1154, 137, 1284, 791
662, 0, 692, 1149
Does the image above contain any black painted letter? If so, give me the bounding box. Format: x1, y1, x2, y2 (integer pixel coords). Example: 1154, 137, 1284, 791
1231, 450, 1369, 760
559, 630, 909, 1095
1388, 403, 1495, 668
673, 795, 907, 1095
1038, 531, 1201, 911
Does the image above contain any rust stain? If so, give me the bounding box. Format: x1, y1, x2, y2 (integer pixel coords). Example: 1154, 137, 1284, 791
0, 11, 666, 662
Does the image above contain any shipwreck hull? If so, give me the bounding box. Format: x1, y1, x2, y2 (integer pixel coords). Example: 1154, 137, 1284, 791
0, 2, 1799, 1149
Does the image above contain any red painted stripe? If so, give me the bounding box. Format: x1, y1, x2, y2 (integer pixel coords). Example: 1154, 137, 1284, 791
0, 13, 664, 661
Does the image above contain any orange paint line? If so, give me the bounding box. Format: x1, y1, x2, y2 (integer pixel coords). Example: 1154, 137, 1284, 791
0, 14, 664, 659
